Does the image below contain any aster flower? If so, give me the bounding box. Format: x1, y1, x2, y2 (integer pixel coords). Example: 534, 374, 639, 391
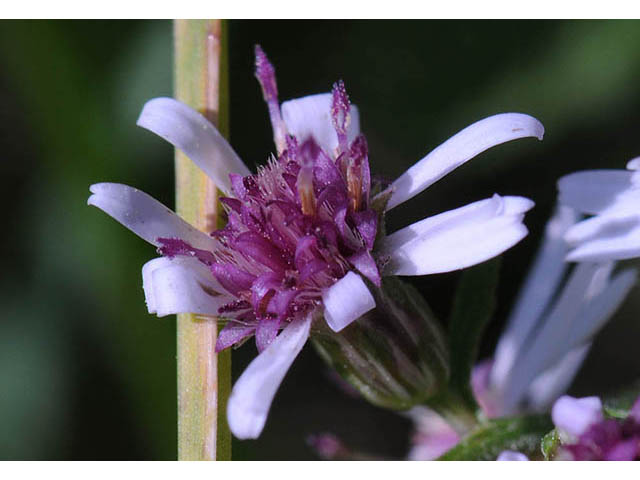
473, 205, 637, 417
551, 395, 640, 460
558, 157, 640, 262
88, 46, 543, 439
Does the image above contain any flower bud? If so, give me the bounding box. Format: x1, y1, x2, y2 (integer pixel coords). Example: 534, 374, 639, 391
311, 276, 449, 410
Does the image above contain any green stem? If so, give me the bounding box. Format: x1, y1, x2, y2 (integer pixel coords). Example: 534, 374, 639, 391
425, 389, 480, 437
174, 19, 231, 461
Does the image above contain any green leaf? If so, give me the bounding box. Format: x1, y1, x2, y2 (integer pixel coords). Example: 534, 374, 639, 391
447, 258, 501, 411
438, 414, 553, 461
602, 379, 640, 418
541, 428, 560, 460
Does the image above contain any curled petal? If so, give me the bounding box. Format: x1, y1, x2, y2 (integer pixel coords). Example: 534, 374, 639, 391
322, 271, 376, 332
281, 93, 360, 156
137, 97, 251, 195
383, 195, 532, 251
382, 195, 533, 276
88, 183, 217, 251
557, 169, 639, 215
227, 314, 312, 439
565, 211, 640, 246
386, 113, 544, 210
566, 219, 640, 262
142, 256, 231, 317
552, 395, 603, 437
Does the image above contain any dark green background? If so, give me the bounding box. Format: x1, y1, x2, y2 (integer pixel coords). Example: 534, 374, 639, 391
1, 20, 639, 460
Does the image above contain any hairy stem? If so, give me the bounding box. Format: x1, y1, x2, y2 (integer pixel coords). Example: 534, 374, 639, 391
174, 19, 231, 461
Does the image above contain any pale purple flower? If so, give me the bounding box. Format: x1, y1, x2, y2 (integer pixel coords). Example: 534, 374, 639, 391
552, 395, 640, 460
406, 407, 460, 460
307, 433, 353, 460
558, 157, 640, 262
89, 46, 543, 439
552, 395, 604, 438
496, 450, 529, 461
473, 205, 636, 417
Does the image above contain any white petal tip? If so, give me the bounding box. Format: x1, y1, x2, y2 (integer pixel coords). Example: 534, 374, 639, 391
626, 157, 640, 171
227, 316, 312, 440
322, 272, 376, 332
533, 121, 545, 141
136, 96, 250, 195
387, 112, 545, 210
227, 404, 264, 440
385, 197, 530, 276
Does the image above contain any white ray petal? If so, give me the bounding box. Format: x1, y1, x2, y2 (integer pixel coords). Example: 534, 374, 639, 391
500, 263, 600, 412
386, 113, 544, 210
137, 97, 251, 195
383, 195, 533, 254
626, 157, 640, 171
552, 395, 603, 437
490, 205, 577, 390
281, 93, 360, 155
526, 344, 591, 412
565, 211, 640, 246
383, 198, 532, 276
227, 314, 312, 439
321, 271, 376, 332
88, 183, 218, 250
142, 256, 232, 317
567, 222, 640, 262
568, 268, 637, 348
557, 169, 638, 215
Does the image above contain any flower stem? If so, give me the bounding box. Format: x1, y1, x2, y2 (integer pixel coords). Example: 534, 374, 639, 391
174, 19, 231, 461
425, 389, 480, 437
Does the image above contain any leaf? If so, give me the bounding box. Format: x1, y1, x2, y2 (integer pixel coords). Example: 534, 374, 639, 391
541, 428, 560, 460
438, 414, 553, 461
602, 379, 640, 418
447, 257, 501, 411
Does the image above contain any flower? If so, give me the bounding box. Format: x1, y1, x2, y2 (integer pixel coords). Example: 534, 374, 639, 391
558, 157, 640, 262
552, 395, 640, 460
496, 450, 529, 461
88, 46, 543, 439
473, 205, 636, 418
406, 172, 638, 459
406, 407, 460, 460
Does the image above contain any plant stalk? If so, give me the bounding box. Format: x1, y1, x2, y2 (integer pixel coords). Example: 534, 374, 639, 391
174, 19, 231, 461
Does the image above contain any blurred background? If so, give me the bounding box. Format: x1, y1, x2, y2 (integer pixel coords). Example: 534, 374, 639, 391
1, 19, 640, 460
